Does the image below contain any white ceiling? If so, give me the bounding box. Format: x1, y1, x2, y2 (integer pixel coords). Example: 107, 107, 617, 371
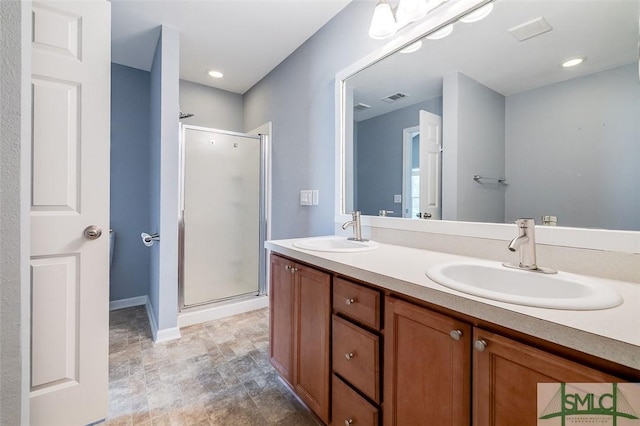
111, 0, 352, 94
349, 0, 639, 121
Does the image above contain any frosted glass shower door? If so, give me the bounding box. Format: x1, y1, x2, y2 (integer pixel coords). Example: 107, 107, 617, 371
182, 128, 262, 307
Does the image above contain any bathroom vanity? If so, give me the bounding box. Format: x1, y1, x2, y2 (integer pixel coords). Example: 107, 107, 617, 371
266, 239, 640, 426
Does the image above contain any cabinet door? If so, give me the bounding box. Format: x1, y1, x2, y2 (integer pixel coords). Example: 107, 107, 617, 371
269, 255, 295, 384
473, 328, 622, 426
384, 297, 471, 426
295, 263, 332, 424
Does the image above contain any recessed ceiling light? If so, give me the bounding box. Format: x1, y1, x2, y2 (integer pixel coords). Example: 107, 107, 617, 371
207, 70, 224, 78
561, 57, 586, 68
460, 2, 494, 23
426, 24, 453, 40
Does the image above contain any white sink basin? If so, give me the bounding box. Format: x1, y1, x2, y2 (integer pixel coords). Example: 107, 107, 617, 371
292, 236, 379, 253
426, 260, 623, 310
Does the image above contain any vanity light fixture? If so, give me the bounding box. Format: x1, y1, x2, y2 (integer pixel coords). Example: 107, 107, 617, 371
561, 57, 586, 68
459, 2, 494, 23
396, 0, 429, 24
369, 0, 397, 39
400, 40, 423, 53
426, 23, 454, 40
207, 70, 224, 78
369, 0, 451, 40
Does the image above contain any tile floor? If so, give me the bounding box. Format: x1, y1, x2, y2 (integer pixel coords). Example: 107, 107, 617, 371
106, 306, 319, 425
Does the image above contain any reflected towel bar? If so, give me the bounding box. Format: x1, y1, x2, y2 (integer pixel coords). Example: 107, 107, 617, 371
473, 175, 507, 183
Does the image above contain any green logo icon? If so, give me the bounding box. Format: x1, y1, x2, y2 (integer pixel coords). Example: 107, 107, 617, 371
540, 383, 639, 425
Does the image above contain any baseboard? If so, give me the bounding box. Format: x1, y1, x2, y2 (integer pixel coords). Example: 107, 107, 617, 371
178, 295, 269, 328
109, 296, 183, 343
109, 295, 148, 311
142, 298, 181, 344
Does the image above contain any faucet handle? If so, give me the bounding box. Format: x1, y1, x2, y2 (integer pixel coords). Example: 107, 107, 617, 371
514, 218, 535, 228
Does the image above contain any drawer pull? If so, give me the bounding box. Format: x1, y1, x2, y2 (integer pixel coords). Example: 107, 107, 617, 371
345, 352, 355, 361
449, 329, 463, 341
345, 298, 356, 305
474, 339, 488, 352
344, 419, 353, 426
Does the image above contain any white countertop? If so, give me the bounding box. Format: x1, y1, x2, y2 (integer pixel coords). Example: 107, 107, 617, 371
266, 237, 640, 370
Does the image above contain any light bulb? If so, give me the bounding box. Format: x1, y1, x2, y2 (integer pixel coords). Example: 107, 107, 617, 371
396, 0, 429, 24
460, 2, 494, 23
369, 0, 397, 40
426, 24, 453, 40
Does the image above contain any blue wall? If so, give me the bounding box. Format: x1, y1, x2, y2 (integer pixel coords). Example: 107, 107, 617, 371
110, 63, 151, 301
149, 34, 161, 322
355, 97, 442, 216
243, 2, 381, 239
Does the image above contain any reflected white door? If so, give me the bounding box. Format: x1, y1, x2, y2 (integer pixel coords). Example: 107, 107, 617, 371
30, 1, 110, 424
419, 110, 442, 220
181, 128, 262, 307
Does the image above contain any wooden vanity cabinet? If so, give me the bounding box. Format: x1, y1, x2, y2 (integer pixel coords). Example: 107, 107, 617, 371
270, 253, 634, 426
269, 254, 331, 424
473, 328, 622, 426
384, 296, 472, 426
384, 296, 627, 426
332, 277, 383, 426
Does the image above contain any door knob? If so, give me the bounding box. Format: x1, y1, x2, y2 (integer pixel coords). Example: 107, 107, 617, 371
83, 225, 102, 240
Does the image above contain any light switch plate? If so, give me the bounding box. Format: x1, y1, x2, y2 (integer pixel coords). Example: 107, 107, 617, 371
394, 194, 402, 203
300, 190, 312, 206
312, 190, 319, 206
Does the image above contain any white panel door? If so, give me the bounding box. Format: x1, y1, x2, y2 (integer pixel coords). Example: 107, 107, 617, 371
419, 110, 443, 220
30, 1, 111, 425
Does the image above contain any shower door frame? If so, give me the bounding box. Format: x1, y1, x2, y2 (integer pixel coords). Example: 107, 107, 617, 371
178, 124, 269, 311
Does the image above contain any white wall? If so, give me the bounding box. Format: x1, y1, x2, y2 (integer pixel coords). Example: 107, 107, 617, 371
442, 71, 505, 223
0, 1, 30, 423
179, 80, 243, 132
505, 63, 640, 230
149, 26, 181, 341
242, 2, 382, 239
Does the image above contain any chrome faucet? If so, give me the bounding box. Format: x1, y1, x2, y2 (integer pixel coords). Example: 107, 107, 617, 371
503, 218, 556, 274
342, 211, 367, 242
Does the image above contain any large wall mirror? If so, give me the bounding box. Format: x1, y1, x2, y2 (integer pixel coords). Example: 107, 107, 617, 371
339, 0, 639, 234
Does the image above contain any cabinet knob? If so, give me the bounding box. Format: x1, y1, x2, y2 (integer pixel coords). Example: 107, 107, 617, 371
284, 265, 291, 271
345, 352, 354, 361
345, 298, 356, 306
344, 419, 353, 426
474, 339, 488, 352
449, 330, 463, 341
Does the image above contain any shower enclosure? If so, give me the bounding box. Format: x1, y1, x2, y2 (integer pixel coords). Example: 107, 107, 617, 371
179, 125, 268, 309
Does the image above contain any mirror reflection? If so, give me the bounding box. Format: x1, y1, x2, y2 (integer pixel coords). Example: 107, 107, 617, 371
345, 0, 639, 231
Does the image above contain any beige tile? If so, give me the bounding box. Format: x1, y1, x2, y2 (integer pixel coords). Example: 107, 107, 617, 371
107, 307, 313, 426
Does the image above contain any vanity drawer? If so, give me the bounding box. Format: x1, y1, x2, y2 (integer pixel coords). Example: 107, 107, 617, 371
332, 315, 380, 402
332, 374, 379, 426
333, 277, 381, 330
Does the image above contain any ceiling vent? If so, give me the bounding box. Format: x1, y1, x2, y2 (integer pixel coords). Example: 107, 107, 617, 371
508, 17, 553, 42
381, 92, 409, 103
354, 102, 371, 111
